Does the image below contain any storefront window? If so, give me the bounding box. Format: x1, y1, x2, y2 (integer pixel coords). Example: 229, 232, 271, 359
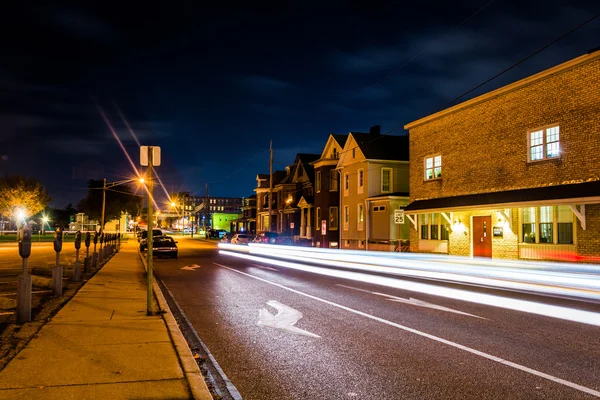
557, 206, 574, 244
539, 206, 553, 243
430, 214, 439, 240
420, 214, 429, 239
522, 207, 536, 243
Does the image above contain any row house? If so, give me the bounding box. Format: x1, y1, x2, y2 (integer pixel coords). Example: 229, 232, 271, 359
404, 48, 600, 262
312, 134, 348, 248
255, 171, 286, 232
337, 126, 410, 251
232, 194, 257, 233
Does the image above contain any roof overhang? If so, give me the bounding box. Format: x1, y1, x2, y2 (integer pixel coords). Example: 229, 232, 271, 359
404, 180, 600, 214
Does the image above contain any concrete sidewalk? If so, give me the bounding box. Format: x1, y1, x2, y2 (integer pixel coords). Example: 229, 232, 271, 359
0, 241, 212, 399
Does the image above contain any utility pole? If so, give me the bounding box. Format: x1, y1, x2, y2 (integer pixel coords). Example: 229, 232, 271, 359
101, 178, 106, 233
205, 182, 209, 232
268, 140, 273, 232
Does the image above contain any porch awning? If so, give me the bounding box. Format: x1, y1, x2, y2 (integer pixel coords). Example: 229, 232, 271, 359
404, 180, 600, 213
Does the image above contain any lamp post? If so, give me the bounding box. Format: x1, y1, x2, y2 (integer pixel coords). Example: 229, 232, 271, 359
100, 177, 145, 232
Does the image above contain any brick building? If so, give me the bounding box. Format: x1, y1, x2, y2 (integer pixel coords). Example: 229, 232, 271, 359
404, 49, 600, 262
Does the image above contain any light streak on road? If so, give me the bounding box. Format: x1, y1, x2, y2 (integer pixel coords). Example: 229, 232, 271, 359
218, 249, 600, 327
217, 243, 600, 301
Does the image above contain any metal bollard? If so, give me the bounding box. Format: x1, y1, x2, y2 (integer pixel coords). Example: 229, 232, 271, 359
17, 223, 32, 323
52, 227, 63, 296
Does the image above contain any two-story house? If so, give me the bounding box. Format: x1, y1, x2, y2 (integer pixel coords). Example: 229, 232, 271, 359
255, 171, 286, 232
312, 134, 347, 248
337, 125, 410, 251
404, 48, 600, 262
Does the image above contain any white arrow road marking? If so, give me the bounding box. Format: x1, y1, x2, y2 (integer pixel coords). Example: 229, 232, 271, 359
180, 264, 201, 271
337, 284, 485, 319
257, 300, 320, 338
251, 263, 279, 272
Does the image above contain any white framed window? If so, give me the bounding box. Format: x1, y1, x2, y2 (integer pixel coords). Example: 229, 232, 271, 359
329, 206, 339, 230
419, 213, 450, 240
344, 173, 349, 196
520, 206, 573, 244
316, 171, 321, 193
330, 170, 338, 191
358, 169, 364, 194
381, 168, 392, 193
424, 155, 442, 180
316, 207, 321, 230
528, 125, 560, 162
344, 205, 349, 230
357, 204, 364, 231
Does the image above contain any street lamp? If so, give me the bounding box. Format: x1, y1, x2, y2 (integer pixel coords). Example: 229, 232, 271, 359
100, 176, 145, 233
42, 216, 48, 236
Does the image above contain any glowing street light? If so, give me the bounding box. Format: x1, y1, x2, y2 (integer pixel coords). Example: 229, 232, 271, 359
42, 216, 48, 235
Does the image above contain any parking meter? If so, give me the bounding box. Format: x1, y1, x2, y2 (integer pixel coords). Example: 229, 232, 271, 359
85, 232, 90, 248
93, 231, 98, 245
75, 230, 82, 250
19, 224, 32, 259
54, 227, 63, 252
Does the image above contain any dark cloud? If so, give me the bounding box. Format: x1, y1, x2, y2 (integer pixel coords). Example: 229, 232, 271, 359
1, 1, 598, 207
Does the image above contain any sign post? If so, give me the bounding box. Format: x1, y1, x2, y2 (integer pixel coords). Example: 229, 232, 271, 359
141, 145, 161, 316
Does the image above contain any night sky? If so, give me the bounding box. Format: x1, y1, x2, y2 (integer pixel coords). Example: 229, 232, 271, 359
1, 2, 599, 208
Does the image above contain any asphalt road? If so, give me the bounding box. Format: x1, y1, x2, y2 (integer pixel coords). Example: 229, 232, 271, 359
153, 236, 600, 400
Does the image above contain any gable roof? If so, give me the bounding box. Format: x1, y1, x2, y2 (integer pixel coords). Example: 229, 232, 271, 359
331, 134, 348, 148
350, 132, 409, 161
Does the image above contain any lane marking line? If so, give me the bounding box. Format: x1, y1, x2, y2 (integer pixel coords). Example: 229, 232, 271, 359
336, 284, 485, 319
215, 260, 600, 398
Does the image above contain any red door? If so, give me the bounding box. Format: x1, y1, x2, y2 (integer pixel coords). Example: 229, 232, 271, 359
473, 216, 492, 258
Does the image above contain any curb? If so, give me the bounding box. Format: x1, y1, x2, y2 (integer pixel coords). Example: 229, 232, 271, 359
138, 252, 213, 400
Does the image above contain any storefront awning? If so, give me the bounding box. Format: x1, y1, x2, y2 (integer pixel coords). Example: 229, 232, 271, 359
404, 180, 600, 213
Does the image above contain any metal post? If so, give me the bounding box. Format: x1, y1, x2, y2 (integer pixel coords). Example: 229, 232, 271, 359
147, 146, 154, 316
53, 251, 62, 296
73, 247, 81, 281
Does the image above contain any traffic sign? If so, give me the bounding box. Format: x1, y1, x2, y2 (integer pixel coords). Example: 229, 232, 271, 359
394, 209, 404, 224
140, 146, 161, 166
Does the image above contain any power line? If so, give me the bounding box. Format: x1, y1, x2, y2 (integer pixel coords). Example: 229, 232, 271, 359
437, 9, 600, 111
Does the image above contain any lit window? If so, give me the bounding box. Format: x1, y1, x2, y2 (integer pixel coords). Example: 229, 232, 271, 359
528, 125, 560, 161
358, 204, 364, 231
358, 169, 364, 193
316, 171, 321, 192
420, 213, 449, 240
344, 206, 349, 230
344, 173, 349, 196
316, 207, 321, 230
522, 207, 536, 243
424, 155, 442, 180
381, 168, 392, 192
520, 206, 573, 244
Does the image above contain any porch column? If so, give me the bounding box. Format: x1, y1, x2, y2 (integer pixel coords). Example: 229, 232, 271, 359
300, 208, 305, 236
306, 207, 312, 237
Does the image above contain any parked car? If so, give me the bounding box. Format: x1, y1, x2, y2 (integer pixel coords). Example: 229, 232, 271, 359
253, 231, 279, 244
139, 229, 164, 250
207, 228, 227, 239
150, 236, 178, 258
220, 232, 235, 243
231, 233, 253, 245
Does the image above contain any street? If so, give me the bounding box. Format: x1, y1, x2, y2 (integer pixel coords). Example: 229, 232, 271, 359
152, 236, 600, 400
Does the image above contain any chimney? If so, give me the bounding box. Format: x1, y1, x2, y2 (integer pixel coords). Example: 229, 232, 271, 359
369, 125, 381, 135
